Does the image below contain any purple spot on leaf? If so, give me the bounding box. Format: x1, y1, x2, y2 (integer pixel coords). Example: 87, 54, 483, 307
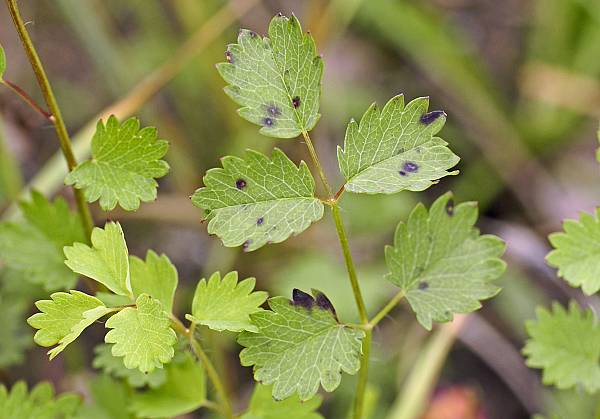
399, 170, 407, 176
291, 289, 315, 310
256, 217, 264, 226
242, 240, 252, 251
266, 104, 281, 117
446, 199, 454, 216
292, 96, 301, 108
403, 161, 419, 173
313, 290, 338, 320
235, 179, 247, 189
418, 281, 429, 290
420, 110, 445, 125
262, 117, 274, 127
225, 51, 233, 63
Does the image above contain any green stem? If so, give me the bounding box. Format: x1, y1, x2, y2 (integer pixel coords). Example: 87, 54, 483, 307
302, 130, 333, 198
5, 0, 94, 239
369, 291, 405, 328
171, 317, 234, 419
302, 129, 370, 418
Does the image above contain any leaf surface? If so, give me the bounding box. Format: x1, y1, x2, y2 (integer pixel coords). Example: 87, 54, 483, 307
130, 353, 206, 418
105, 294, 176, 373
240, 384, 323, 419
337, 96, 459, 194
186, 271, 268, 332
0, 191, 85, 290
0, 381, 80, 419
28, 291, 110, 359
238, 290, 364, 401
546, 208, 600, 295
524, 302, 600, 393
218, 14, 322, 138
385, 192, 506, 329
64, 222, 131, 297
130, 250, 178, 312
192, 149, 323, 251
65, 116, 169, 211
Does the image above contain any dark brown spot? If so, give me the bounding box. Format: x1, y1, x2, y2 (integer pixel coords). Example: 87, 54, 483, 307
420, 110, 445, 125
291, 289, 314, 309
445, 199, 454, 216
242, 240, 252, 251
403, 161, 419, 173
256, 217, 264, 226
235, 179, 247, 189
292, 96, 301, 108
225, 51, 233, 63
418, 281, 429, 290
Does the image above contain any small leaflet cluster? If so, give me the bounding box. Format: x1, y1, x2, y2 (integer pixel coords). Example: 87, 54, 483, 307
16, 11, 513, 417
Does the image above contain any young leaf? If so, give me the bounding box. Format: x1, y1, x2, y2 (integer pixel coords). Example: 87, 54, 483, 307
64, 221, 132, 297
238, 289, 364, 401
105, 294, 177, 373
130, 353, 206, 418
130, 250, 178, 313
240, 384, 323, 419
337, 95, 459, 194
93, 343, 167, 388
0, 44, 6, 79
27, 291, 111, 360
524, 302, 600, 393
185, 271, 268, 332
385, 192, 506, 330
192, 148, 324, 251
217, 14, 322, 138
0, 191, 85, 290
546, 209, 600, 295
0, 381, 80, 419
65, 115, 169, 211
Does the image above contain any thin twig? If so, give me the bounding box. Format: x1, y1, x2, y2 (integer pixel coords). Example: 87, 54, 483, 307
0, 79, 53, 120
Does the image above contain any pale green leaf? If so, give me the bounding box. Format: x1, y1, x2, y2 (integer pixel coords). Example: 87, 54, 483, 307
130, 250, 177, 313
65, 115, 169, 211
105, 294, 176, 373
0, 381, 80, 419
524, 302, 600, 393
64, 222, 132, 297
0, 295, 32, 368
130, 352, 206, 418
385, 192, 506, 330
74, 375, 132, 419
241, 384, 323, 419
0, 191, 85, 290
337, 95, 459, 194
238, 290, 364, 401
0, 44, 5, 79
92, 343, 167, 389
217, 14, 322, 138
192, 148, 323, 251
27, 291, 110, 360
186, 271, 268, 332
546, 208, 600, 295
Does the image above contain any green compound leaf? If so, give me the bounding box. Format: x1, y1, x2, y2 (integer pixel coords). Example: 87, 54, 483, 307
92, 343, 167, 389
65, 115, 169, 211
27, 291, 111, 360
0, 191, 85, 290
217, 14, 322, 138
64, 222, 132, 297
105, 294, 177, 373
241, 384, 323, 419
385, 192, 506, 330
192, 148, 324, 251
130, 353, 206, 418
130, 250, 178, 313
337, 95, 459, 194
524, 302, 600, 393
0, 44, 5, 79
238, 289, 364, 401
546, 208, 600, 295
185, 271, 268, 332
0, 381, 80, 419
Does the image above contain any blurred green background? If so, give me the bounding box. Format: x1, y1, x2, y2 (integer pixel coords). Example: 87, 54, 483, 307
1, 0, 600, 418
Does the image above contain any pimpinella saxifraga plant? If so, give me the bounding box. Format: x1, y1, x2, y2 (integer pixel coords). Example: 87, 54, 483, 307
0, 8, 506, 419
